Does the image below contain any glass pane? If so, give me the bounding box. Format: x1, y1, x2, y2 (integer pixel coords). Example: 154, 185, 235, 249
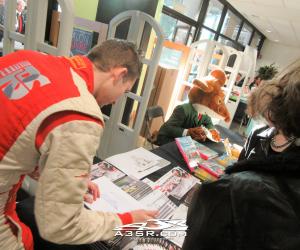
198, 28, 215, 41
250, 32, 262, 48
187, 64, 198, 83
210, 47, 223, 66
159, 13, 177, 41
164, 0, 203, 20
101, 104, 112, 117
159, 47, 183, 69
136, 64, 148, 96
177, 85, 191, 102
16, 0, 27, 34
173, 22, 192, 45
227, 54, 237, 67
0, 0, 4, 43
238, 23, 253, 46
159, 13, 194, 45
218, 36, 243, 51
218, 36, 234, 47
186, 26, 196, 46
121, 97, 141, 129
221, 10, 241, 40
203, 0, 223, 31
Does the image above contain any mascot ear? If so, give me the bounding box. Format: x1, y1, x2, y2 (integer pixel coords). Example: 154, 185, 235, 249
192, 78, 214, 93
209, 69, 226, 86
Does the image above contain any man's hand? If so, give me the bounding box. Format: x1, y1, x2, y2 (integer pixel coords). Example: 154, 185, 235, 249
187, 127, 207, 141
84, 181, 100, 203
130, 209, 158, 223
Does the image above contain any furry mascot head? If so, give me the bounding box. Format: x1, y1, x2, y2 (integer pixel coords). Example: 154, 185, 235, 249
188, 69, 230, 123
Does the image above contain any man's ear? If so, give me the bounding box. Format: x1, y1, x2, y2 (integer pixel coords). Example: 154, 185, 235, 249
111, 67, 128, 82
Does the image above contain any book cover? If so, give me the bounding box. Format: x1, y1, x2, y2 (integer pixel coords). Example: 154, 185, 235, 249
114, 175, 153, 201
153, 166, 199, 200
214, 153, 238, 167
90, 161, 125, 181
105, 147, 170, 180
194, 167, 218, 182
175, 136, 203, 172
198, 160, 225, 178
193, 140, 219, 160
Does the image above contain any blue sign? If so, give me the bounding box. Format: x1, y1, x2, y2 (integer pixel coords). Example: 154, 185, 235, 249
71, 28, 93, 55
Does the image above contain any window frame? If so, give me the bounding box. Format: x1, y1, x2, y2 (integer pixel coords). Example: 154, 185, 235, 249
160, 0, 265, 53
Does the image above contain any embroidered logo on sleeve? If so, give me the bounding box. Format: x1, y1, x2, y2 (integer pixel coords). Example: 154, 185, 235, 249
0, 61, 51, 100
64, 56, 87, 69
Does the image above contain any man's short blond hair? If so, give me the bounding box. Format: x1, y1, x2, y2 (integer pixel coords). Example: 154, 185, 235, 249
87, 39, 141, 82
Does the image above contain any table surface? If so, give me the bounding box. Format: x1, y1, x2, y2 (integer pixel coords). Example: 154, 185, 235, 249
91, 125, 246, 249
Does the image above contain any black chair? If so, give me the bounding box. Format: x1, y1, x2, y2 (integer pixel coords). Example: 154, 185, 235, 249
145, 105, 165, 149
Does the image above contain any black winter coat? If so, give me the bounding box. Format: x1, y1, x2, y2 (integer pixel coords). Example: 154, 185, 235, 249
183, 126, 300, 250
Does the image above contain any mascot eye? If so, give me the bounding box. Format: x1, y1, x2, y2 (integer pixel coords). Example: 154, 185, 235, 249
216, 98, 222, 105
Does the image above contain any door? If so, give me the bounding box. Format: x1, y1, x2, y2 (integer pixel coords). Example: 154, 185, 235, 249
97, 11, 164, 159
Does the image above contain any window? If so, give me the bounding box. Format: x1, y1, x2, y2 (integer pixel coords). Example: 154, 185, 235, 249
238, 23, 253, 46
159, 13, 195, 45
173, 22, 196, 45
218, 36, 243, 50
218, 36, 234, 47
250, 32, 262, 48
164, 0, 203, 20
221, 10, 241, 40
161, 0, 265, 52
199, 27, 215, 41
203, 0, 224, 31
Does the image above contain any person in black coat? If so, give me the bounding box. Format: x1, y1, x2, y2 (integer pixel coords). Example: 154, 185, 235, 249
183, 59, 300, 250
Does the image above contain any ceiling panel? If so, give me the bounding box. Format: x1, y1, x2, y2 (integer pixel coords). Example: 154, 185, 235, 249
253, 0, 284, 7
227, 0, 300, 47
284, 0, 300, 10
291, 21, 300, 41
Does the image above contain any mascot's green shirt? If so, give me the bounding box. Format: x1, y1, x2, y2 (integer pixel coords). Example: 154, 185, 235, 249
156, 102, 213, 145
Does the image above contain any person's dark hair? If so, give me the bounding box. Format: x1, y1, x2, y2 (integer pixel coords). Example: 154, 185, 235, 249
247, 59, 300, 137
87, 39, 142, 81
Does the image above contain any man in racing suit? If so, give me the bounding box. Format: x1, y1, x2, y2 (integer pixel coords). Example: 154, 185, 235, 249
0, 39, 156, 250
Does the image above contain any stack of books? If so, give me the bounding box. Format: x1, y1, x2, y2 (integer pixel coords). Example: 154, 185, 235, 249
176, 136, 239, 181
175, 136, 204, 172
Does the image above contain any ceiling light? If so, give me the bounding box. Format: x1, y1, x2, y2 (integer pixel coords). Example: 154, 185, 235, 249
274, 39, 279, 42
266, 29, 272, 33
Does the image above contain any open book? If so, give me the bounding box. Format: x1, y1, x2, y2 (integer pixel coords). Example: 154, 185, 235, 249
86, 176, 177, 219
85, 176, 145, 213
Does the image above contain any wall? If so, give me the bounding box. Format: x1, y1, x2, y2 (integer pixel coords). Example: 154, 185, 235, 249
74, 0, 98, 20
256, 39, 300, 72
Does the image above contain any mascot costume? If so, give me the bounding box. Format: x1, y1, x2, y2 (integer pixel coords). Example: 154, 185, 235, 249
156, 69, 230, 145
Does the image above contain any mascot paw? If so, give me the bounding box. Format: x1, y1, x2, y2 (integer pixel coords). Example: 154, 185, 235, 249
188, 127, 207, 141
